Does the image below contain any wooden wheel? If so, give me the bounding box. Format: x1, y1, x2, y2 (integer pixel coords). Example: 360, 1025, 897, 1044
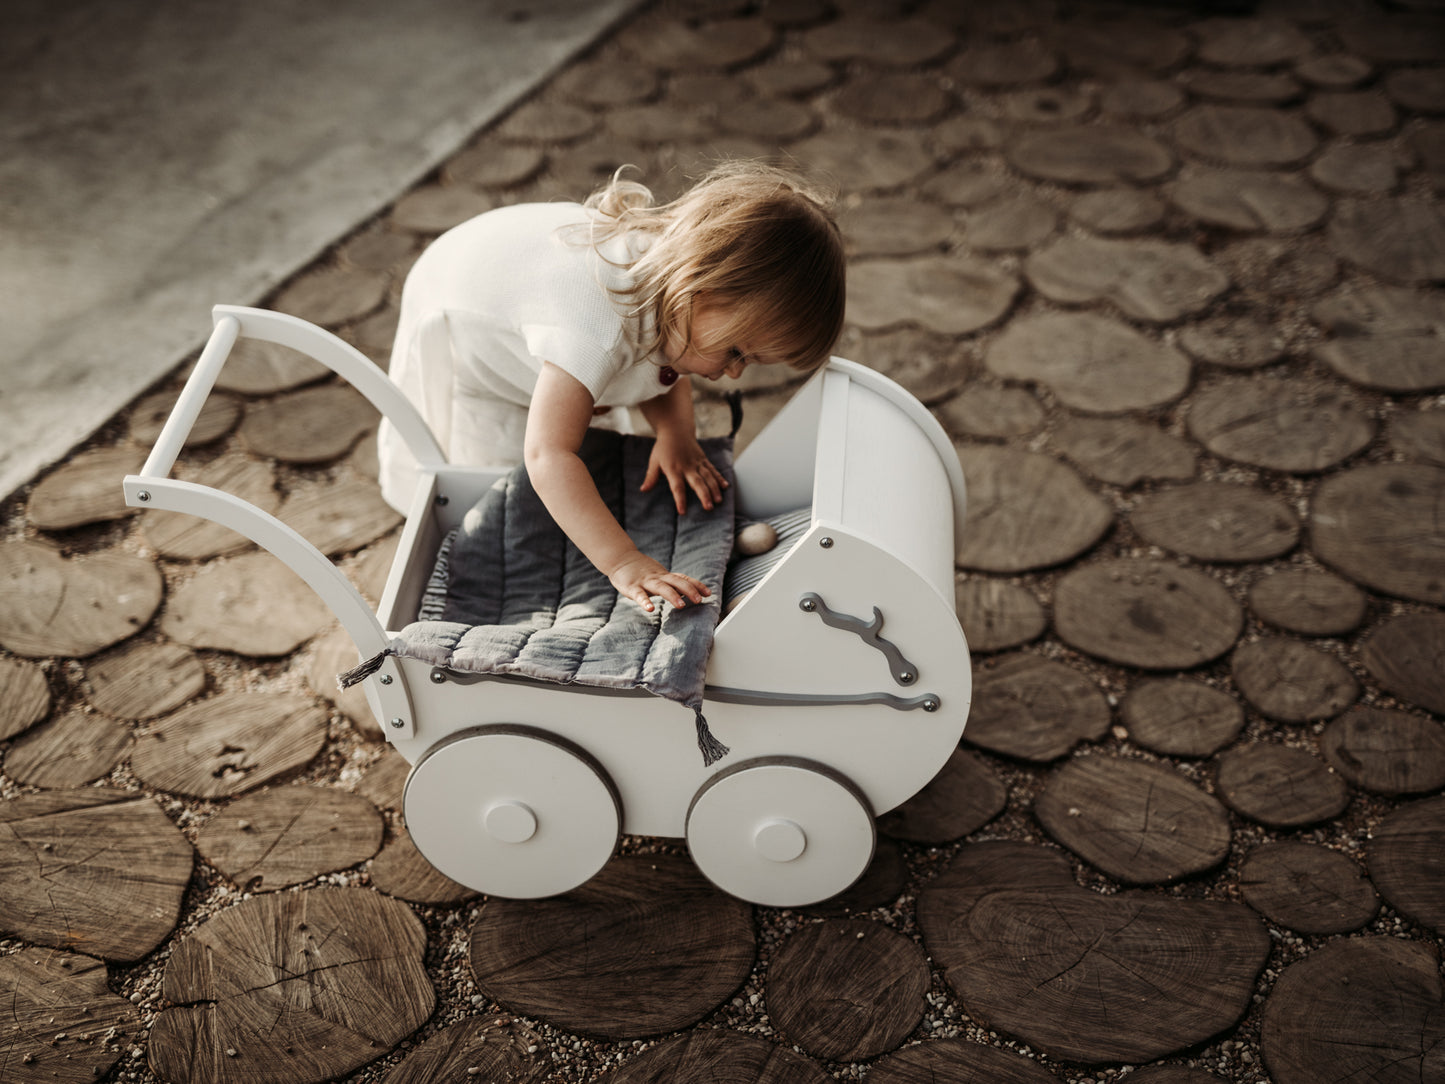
685, 757, 875, 907
403, 725, 620, 899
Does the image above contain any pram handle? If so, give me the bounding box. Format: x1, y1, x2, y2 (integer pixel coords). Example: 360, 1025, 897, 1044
121, 306, 434, 736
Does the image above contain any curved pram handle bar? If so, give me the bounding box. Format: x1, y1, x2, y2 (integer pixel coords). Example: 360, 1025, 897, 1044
121, 305, 434, 738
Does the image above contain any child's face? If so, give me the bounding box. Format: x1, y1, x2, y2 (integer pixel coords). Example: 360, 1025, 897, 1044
664, 300, 776, 382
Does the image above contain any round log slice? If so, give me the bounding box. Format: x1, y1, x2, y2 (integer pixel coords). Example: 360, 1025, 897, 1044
1070, 187, 1167, 234
1172, 104, 1319, 167
846, 255, 1019, 336
213, 337, 329, 396
195, 786, 384, 891
800, 16, 949, 66
1186, 376, 1375, 473
1054, 559, 1243, 670
1005, 125, 1175, 185
382, 1017, 548, 1084
369, 825, 479, 906
1121, 677, 1245, 757
1178, 313, 1285, 370
954, 576, 1046, 653
277, 477, 402, 557
1130, 482, 1299, 563
0, 541, 161, 659
1328, 198, 1445, 284
272, 265, 389, 327
0, 657, 51, 741
605, 1030, 830, 1084
767, 918, 929, 1062
1036, 757, 1232, 883
802, 836, 910, 917
1261, 937, 1445, 1084
1296, 54, 1373, 90
301, 624, 382, 740
1231, 638, 1358, 723
1322, 705, 1445, 795
938, 884, 1268, 1063
1356, 610, 1445, 714
938, 385, 1045, 440
469, 855, 754, 1039
0, 788, 193, 961
1193, 16, 1313, 66
1239, 842, 1379, 934
26, 447, 146, 530
150, 887, 434, 1084
130, 693, 329, 800
964, 652, 1111, 762
1388, 409, 1445, 466
3, 710, 130, 788
1247, 567, 1367, 636
1055, 18, 1192, 76
954, 446, 1112, 572
841, 195, 957, 257
1051, 414, 1197, 487
0, 947, 140, 1084
141, 454, 279, 560
790, 129, 936, 192
919, 841, 1077, 931
1366, 795, 1445, 934
159, 552, 334, 656
1310, 142, 1400, 195
1180, 69, 1303, 105
1311, 464, 1445, 606
238, 384, 379, 464
867, 1038, 1059, 1084
878, 748, 1007, 843
1024, 236, 1229, 323
1100, 78, 1187, 118
951, 39, 1058, 86
987, 312, 1191, 413
1214, 744, 1350, 827
1168, 167, 1327, 233
130, 387, 242, 446
84, 640, 207, 720
963, 195, 1059, 252
1312, 285, 1445, 393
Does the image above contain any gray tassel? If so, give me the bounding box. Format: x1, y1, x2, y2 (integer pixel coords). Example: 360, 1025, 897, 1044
695, 710, 730, 766
337, 648, 393, 690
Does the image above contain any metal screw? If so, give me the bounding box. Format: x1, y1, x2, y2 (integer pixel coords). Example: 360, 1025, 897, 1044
819, 536, 833, 549
899, 670, 916, 685
800, 598, 816, 613
922, 697, 940, 712
379, 674, 392, 685
389, 717, 405, 729
430, 669, 447, 684
435, 494, 450, 507
137, 491, 151, 503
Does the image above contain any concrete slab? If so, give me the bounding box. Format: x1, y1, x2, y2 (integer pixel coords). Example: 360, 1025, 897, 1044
0, 0, 636, 500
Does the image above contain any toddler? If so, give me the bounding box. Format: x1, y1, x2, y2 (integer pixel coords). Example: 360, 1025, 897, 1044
377, 161, 846, 613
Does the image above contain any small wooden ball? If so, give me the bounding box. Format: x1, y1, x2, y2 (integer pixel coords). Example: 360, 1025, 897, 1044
736, 522, 778, 557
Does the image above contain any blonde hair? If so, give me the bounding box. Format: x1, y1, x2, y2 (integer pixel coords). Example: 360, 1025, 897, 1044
584, 161, 846, 372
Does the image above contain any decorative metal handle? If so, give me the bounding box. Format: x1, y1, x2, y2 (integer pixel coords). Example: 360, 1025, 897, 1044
798, 592, 919, 686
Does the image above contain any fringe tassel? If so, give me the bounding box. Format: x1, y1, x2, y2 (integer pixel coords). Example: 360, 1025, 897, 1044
694, 709, 730, 767
337, 648, 394, 690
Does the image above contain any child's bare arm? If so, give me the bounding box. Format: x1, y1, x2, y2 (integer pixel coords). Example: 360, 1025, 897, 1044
636, 378, 729, 514
524, 363, 711, 612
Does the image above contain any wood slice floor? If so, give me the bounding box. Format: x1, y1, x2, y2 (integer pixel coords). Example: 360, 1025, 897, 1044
3, 2, 1444, 1083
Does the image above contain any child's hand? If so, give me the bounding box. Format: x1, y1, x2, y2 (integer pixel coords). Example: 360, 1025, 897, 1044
641, 434, 728, 514
606, 552, 712, 612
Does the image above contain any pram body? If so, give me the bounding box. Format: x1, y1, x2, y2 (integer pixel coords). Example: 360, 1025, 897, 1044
125, 306, 971, 907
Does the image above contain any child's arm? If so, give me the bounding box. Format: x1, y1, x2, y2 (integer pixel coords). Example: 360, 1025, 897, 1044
525, 363, 712, 613
637, 377, 729, 514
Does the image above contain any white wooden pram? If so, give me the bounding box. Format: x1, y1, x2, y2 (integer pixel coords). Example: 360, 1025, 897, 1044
125, 306, 972, 908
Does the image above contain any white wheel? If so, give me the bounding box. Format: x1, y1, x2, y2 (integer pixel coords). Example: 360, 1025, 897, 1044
403, 725, 620, 899
685, 757, 875, 907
